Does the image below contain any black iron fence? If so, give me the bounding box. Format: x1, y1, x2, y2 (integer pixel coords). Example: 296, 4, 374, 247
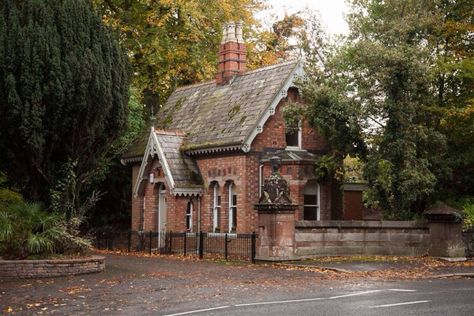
95, 230, 257, 263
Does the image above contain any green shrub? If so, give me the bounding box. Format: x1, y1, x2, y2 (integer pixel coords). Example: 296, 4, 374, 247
460, 197, 474, 230
0, 188, 23, 210
0, 201, 91, 260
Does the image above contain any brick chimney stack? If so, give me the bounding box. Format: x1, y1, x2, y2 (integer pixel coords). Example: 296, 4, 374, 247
216, 22, 246, 85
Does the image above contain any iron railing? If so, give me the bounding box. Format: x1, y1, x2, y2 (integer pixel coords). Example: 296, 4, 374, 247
95, 230, 257, 263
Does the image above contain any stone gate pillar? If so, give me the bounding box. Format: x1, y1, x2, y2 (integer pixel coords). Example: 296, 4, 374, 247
425, 202, 466, 258
255, 157, 297, 261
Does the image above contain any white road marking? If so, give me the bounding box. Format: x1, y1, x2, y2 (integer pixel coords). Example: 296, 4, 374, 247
328, 290, 382, 299
164, 305, 230, 316
164, 289, 418, 315
235, 297, 324, 307
368, 300, 431, 308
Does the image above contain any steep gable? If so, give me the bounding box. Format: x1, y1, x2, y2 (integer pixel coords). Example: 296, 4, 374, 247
133, 130, 202, 197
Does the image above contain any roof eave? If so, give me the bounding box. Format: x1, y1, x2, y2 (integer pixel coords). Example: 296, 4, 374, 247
185, 144, 243, 156
172, 188, 203, 197
121, 156, 143, 165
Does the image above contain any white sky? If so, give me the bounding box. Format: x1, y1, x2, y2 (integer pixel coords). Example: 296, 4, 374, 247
256, 0, 350, 35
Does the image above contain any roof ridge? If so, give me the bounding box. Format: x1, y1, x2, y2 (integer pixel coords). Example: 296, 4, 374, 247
154, 129, 186, 137
174, 59, 300, 92
242, 59, 300, 76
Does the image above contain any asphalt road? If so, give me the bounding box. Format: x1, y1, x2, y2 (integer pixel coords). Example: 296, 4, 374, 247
161, 279, 474, 316
1, 254, 473, 315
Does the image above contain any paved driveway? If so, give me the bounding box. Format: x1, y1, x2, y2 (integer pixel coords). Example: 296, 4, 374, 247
1, 254, 473, 315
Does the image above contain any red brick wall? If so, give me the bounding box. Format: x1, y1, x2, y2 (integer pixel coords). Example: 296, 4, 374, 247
131, 87, 333, 234
131, 164, 142, 231
196, 154, 258, 233
252, 88, 327, 152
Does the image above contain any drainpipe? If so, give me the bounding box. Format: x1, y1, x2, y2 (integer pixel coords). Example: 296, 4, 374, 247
197, 195, 201, 233
141, 198, 146, 231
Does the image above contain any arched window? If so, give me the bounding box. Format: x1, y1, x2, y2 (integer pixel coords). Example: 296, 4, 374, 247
212, 183, 221, 232
303, 181, 320, 220
186, 201, 193, 232
228, 182, 237, 232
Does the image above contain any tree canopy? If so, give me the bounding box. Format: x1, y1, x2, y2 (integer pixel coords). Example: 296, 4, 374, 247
94, 0, 263, 112
301, 0, 473, 217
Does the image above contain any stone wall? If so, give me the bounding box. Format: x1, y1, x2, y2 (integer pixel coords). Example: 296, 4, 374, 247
295, 221, 431, 257
0, 256, 105, 278
463, 229, 474, 257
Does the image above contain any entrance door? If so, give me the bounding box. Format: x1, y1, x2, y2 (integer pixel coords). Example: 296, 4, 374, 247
157, 184, 167, 249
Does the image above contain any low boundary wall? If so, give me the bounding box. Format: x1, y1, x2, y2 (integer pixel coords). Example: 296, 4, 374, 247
295, 220, 430, 257
0, 256, 105, 278
464, 229, 474, 257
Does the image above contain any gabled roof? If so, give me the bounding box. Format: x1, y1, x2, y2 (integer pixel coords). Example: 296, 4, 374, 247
155, 132, 202, 189
133, 129, 202, 197
123, 60, 304, 160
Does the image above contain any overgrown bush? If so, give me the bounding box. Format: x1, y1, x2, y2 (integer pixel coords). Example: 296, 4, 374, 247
460, 197, 474, 230
0, 172, 23, 209
0, 200, 91, 260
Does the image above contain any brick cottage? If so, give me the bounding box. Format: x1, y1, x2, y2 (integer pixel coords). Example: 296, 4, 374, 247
122, 22, 341, 236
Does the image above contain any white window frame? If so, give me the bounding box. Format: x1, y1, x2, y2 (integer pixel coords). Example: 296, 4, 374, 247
228, 183, 237, 233
285, 120, 302, 150
303, 181, 320, 220
186, 201, 193, 232
212, 183, 221, 232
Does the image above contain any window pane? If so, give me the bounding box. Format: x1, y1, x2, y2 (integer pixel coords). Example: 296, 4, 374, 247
304, 206, 317, 220
286, 130, 299, 147
217, 196, 221, 206
232, 206, 237, 231
304, 195, 317, 205
232, 194, 237, 206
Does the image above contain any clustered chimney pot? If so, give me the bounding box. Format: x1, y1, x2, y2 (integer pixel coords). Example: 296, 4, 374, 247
216, 21, 246, 85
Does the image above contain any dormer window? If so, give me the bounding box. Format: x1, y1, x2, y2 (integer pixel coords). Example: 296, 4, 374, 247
285, 121, 302, 149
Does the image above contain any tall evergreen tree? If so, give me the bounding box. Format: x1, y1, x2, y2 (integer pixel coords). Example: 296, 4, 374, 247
0, 0, 130, 210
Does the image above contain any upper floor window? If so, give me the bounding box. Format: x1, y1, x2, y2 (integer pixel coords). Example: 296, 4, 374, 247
186, 201, 193, 231
285, 121, 302, 149
303, 181, 320, 220
228, 182, 237, 233
212, 183, 221, 232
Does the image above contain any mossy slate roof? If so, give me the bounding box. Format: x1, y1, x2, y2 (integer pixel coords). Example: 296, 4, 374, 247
124, 60, 299, 159
154, 132, 202, 188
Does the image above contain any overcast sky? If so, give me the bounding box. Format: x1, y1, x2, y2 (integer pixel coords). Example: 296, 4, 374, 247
256, 0, 350, 35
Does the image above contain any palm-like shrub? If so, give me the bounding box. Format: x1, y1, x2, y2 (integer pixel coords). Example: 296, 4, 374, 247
0, 201, 91, 260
